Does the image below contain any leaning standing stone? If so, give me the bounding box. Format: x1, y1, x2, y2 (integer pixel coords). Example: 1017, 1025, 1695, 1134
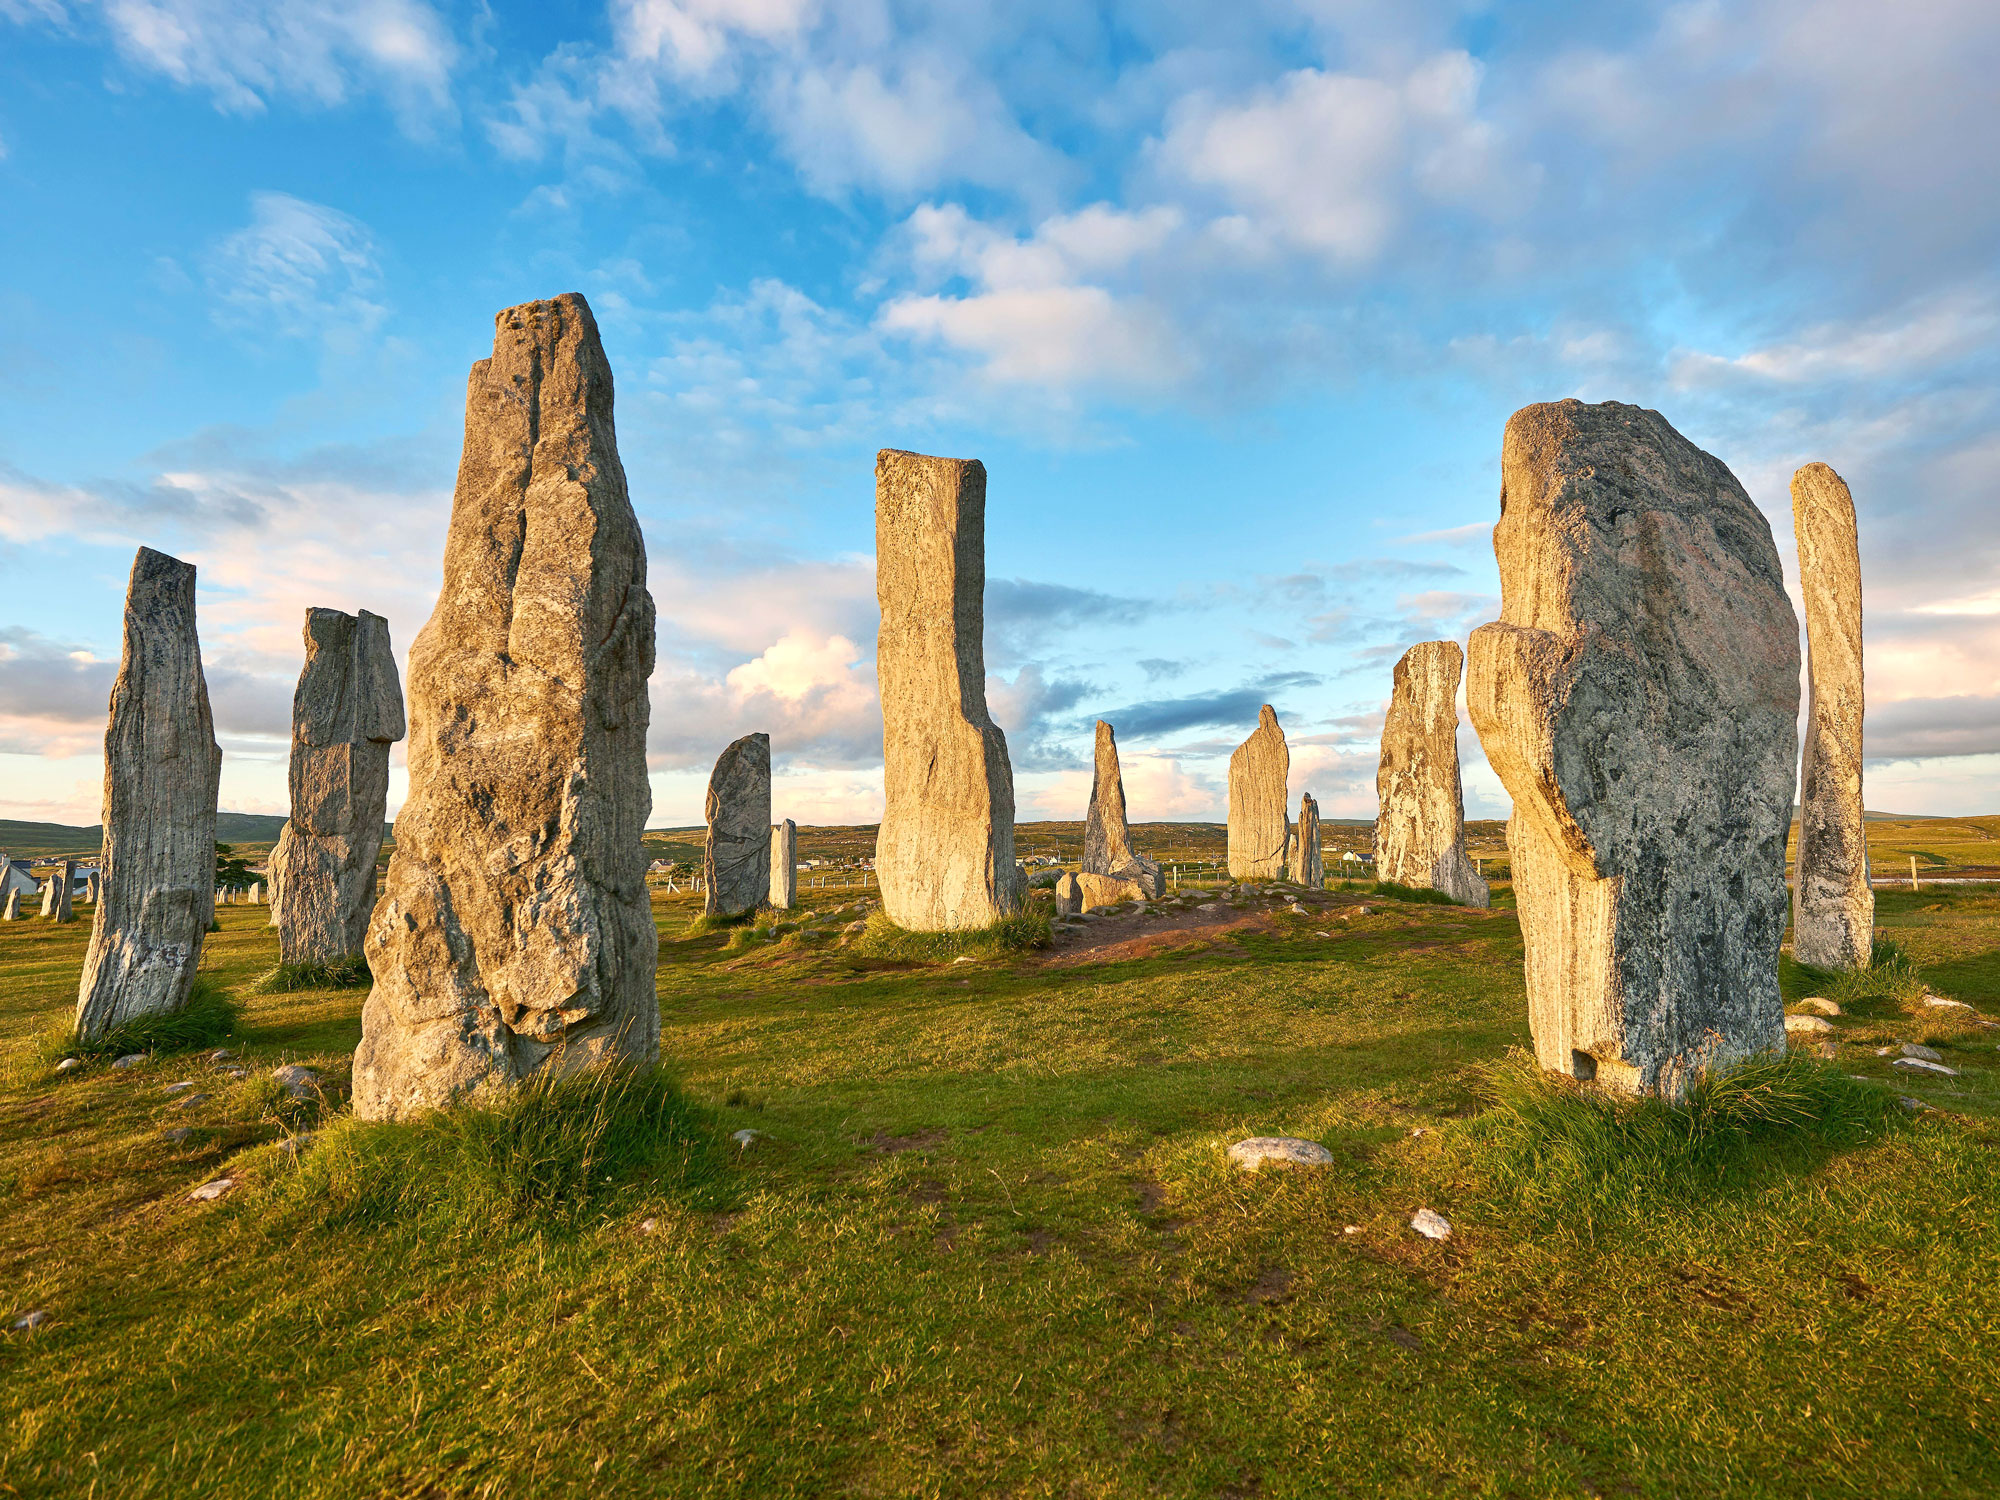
74, 549, 222, 1039
1083, 720, 1162, 897
1227, 705, 1290, 879
1791, 463, 1873, 971
352, 294, 659, 1122
1376, 641, 1488, 908
704, 734, 772, 918
44, 861, 75, 922
1467, 400, 1798, 1096
1289, 794, 1323, 887
2, 890, 18, 921
268, 609, 405, 966
769, 818, 797, 910
874, 449, 1024, 931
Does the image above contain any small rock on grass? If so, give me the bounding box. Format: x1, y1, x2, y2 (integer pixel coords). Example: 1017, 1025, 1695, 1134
1891, 1057, 1958, 1078
271, 1064, 318, 1099
1902, 1042, 1943, 1062
1411, 1208, 1452, 1241
55, 1058, 82, 1073
951, 955, 974, 965
1794, 997, 1842, 1017
209, 1048, 235, 1062
162, 1127, 193, 1144
638, 1218, 659, 1235
188, 1177, 237, 1202
10, 1310, 50, 1333
732, 1129, 763, 1149
1923, 994, 1973, 1011
1784, 1014, 1834, 1035
174, 1093, 207, 1109
1900, 1096, 1933, 1113
112, 1054, 146, 1070
1226, 1137, 1333, 1172
164, 1080, 197, 1095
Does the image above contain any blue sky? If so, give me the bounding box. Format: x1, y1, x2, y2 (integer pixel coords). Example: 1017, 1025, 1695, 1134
3, 0, 1999, 830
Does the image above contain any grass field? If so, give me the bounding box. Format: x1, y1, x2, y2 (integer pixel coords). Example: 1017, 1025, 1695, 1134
3, 875, 1998, 1497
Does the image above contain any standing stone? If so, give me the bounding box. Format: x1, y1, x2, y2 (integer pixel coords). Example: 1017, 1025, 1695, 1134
1053, 872, 1082, 917
1083, 720, 1162, 897
1289, 794, 1323, 887
85, 871, 102, 905
1376, 641, 1489, 908
874, 449, 1024, 931
353, 294, 659, 1122
74, 549, 222, 1039
268, 609, 405, 965
2, 890, 17, 920
41, 868, 68, 921
1227, 705, 1290, 879
1791, 463, 1873, 971
247, 882, 261, 904
703, 734, 772, 918
769, 818, 797, 910
1467, 400, 1799, 1096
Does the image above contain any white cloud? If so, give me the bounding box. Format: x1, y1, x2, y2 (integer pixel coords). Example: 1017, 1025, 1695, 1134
204, 192, 386, 346
1672, 288, 2000, 387
92, 0, 457, 127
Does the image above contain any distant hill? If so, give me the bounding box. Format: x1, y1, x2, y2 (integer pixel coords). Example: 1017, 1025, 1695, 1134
1, 813, 357, 858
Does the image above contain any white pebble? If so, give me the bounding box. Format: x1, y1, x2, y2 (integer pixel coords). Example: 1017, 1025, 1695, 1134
55, 1058, 82, 1073
1226, 1136, 1334, 1172
188, 1177, 237, 1202
1411, 1208, 1453, 1241
10, 1310, 50, 1332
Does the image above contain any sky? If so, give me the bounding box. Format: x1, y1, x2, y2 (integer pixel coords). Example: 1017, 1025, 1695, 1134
2, 0, 1998, 833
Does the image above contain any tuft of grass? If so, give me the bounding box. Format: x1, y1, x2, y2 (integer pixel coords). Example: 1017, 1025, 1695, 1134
254, 954, 370, 992
1828, 938, 1930, 1010
39, 976, 240, 1064
276, 1062, 725, 1232
684, 909, 757, 938
1370, 880, 1462, 907
850, 909, 1052, 963
1453, 1049, 1902, 1233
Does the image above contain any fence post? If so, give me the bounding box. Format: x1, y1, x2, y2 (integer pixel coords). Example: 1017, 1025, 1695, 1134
1911, 854, 1921, 892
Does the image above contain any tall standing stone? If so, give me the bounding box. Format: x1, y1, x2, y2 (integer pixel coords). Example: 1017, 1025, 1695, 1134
85, 871, 101, 905
1083, 720, 1162, 897
268, 608, 405, 965
1467, 400, 1799, 1096
2, 890, 17, 920
703, 734, 772, 918
1227, 705, 1290, 879
770, 818, 797, 910
1791, 462, 1873, 971
1376, 641, 1489, 908
353, 294, 659, 1122
1289, 794, 1323, 887
874, 449, 1024, 931
43, 865, 72, 921
74, 549, 222, 1039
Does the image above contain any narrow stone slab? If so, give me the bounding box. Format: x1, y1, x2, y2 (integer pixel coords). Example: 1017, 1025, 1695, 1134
1226, 1137, 1334, 1172
874, 449, 1023, 931
1053, 872, 1082, 917
769, 818, 797, 910
1227, 705, 1290, 879
1, 890, 17, 921
353, 294, 659, 1122
74, 549, 222, 1041
43, 860, 74, 923
1289, 793, 1323, 888
704, 733, 771, 918
1467, 400, 1799, 1097
1377, 640, 1487, 907
1083, 720, 1162, 897
1791, 462, 1873, 971
268, 607, 405, 966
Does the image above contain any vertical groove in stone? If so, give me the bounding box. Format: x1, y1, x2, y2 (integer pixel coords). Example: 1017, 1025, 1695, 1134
1289, 794, 1323, 888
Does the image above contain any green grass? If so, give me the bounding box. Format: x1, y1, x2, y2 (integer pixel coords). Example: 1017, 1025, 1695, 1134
1369, 879, 1465, 906
35, 975, 240, 1065
2, 884, 1998, 1496
253, 954, 370, 992
848, 907, 1052, 961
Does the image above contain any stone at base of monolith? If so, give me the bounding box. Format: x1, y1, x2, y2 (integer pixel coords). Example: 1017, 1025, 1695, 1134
1228, 706, 1290, 879
1467, 400, 1797, 1097
1053, 872, 1082, 917
1076, 872, 1148, 912
1289, 794, 1323, 887
1377, 641, 1487, 908
770, 818, 797, 909
875, 449, 1023, 931
352, 293, 658, 1122
704, 734, 771, 918
1791, 462, 1873, 971
74, 548, 222, 1040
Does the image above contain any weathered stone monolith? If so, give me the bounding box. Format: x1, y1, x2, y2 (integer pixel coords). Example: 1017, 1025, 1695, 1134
2, 890, 17, 920
1376, 641, 1488, 908
74, 549, 222, 1039
703, 734, 772, 918
352, 293, 659, 1122
43, 865, 72, 921
1083, 720, 1162, 898
85, 871, 101, 905
1289, 794, 1323, 887
1227, 705, 1290, 879
1466, 399, 1799, 1096
875, 449, 1024, 931
1791, 462, 1873, 971
268, 608, 406, 967
1053, 872, 1082, 917
770, 818, 797, 910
